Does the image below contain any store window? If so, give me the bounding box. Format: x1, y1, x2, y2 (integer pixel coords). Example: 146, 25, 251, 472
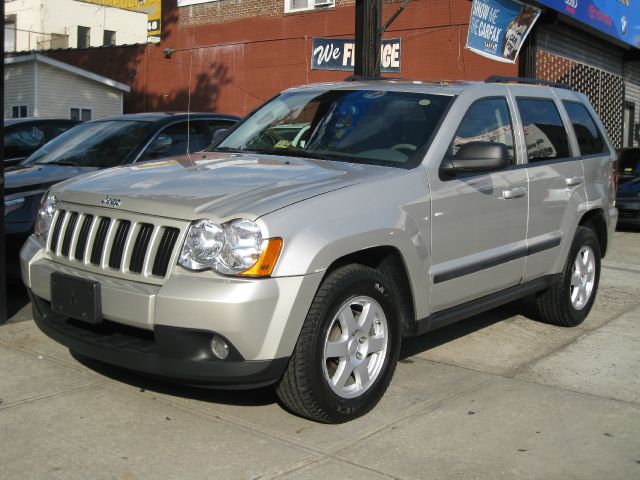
70, 108, 92, 121
12, 105, 28, 118
285, 0, 335, 13
77, 26, 90, 48
517, 98, 570, 162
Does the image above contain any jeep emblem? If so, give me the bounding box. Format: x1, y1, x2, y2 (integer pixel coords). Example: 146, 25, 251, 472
101, 195, 121, 207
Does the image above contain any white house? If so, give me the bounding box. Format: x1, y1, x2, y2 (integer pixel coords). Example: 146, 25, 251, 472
4, 0, 147, 52
4, 54, 131, 120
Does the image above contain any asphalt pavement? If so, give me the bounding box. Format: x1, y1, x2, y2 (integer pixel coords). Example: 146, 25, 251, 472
1, 228, 639, 480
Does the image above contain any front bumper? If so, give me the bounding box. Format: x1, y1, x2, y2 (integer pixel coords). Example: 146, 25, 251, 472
29, 292, 289, 388
616, 201, 640, 226
21, 235, 324, 385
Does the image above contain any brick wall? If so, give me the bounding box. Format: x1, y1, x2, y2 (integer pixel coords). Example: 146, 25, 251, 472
179, 0, 355, 26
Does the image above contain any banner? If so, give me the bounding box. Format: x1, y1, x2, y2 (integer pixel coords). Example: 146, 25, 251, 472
466, 0, 541, 63
535, 0, 640, 48
311, 38, 401, 73
82, 0, 161, 41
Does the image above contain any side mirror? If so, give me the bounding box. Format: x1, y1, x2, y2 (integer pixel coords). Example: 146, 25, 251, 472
441, 142, 510, 175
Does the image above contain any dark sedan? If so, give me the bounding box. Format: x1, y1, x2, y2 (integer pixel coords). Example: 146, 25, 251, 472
4, 112, 239, 277
4, 118, 81, 168
616, 177, 640, 228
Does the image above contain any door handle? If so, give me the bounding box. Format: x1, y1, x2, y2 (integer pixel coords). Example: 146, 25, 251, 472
566, 176, 584, 187
501, 186, 527, 199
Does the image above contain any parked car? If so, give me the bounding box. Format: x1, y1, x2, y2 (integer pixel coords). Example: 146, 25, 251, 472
21, 79, 616, 423
616, 176, 640, 227
5, 112, 239, 277
617, 147, 640, 185
4, 118, 81, 168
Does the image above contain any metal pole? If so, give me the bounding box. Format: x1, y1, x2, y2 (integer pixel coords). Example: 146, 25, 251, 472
1, 0, 7, 324
354, 0, 382, 78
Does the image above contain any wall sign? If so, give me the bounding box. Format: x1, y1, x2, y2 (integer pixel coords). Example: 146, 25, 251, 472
466, 0, 541, 63
535, 0, 640, 48
311, 38, 402, 73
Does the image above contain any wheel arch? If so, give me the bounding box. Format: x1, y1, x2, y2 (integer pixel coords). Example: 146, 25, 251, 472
579, 209, 608, 258
321, 246, 417, 337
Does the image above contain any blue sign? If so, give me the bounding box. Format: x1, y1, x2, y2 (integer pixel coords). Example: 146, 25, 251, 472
466, 0, 542, 63
311, 38, 401, 73
536, 0, 640, 48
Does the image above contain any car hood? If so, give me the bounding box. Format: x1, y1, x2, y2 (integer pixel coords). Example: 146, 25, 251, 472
4, 164, 99, 195
52, 152, 400, 221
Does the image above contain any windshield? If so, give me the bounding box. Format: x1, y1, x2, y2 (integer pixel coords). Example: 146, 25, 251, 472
22, 120, 154, 167
211, 89, 452, 168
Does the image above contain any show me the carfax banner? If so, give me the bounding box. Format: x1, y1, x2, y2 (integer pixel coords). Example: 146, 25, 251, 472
466, 0, 541, 63
311, 38, 402, 73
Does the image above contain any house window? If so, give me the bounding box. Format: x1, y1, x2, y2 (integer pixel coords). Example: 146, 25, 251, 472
70, 108, 92, 121
77, 26, 90, 48
285, 0, 335, 13
5, 15, 16, 52
103, 30, 116, 46
12, 105, 28, 118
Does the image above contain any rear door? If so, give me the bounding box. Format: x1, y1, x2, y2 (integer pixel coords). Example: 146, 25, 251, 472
514, 90, 587, 282
428, 94, 528, 311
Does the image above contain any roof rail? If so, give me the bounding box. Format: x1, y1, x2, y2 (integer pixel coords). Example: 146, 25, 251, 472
485, 76, 572, 90
343, 75, 405, 82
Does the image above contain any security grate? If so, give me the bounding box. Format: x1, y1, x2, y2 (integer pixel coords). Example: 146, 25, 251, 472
536, 49, 624, 148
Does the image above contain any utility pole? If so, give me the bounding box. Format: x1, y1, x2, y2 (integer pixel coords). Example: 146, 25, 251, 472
1, 0, 7, 325
354, 0, 411, 78
354, 0, 382, 77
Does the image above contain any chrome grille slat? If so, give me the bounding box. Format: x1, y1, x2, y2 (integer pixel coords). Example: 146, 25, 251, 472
46, 205, 187, 285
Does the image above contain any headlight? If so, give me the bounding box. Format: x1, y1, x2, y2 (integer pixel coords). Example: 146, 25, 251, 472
179, 218, 282, 277
34, 193, 57, 239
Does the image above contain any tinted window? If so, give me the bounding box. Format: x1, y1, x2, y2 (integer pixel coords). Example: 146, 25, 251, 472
215, 90, 453, 168
144, 121, 216, 161
451, 97, 515, 164
4, 125, 47, 159
23, 120, 154, 167
562, 101, 607, 156
517, 98, 570, 162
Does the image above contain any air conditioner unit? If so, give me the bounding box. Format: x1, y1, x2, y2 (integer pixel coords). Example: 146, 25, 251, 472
314, 0, 335, 7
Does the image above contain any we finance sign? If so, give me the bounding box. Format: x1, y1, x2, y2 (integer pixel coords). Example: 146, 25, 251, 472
466, 0, 541, 63
311, 38, 401, 73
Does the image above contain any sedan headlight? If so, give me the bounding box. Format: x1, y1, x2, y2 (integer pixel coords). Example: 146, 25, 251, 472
34, 193, 57, 239
179, 218, 282, 277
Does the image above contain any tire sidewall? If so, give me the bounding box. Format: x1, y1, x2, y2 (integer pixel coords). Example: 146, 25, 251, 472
308, 268, 401, 421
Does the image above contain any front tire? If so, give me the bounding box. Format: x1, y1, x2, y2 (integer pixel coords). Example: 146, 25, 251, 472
276, 264, 401, 423
536, 226, 601, 327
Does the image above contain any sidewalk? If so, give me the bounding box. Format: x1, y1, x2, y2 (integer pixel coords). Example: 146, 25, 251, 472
1, 230, 639, 480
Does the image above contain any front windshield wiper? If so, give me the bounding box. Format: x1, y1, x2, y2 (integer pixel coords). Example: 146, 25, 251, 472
34, 160, 80, 166
208, 146, 246, 153
249, 148, 337, 161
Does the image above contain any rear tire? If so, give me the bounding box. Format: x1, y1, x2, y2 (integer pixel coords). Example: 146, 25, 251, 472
536, 226, 601, 327
276, 264, 401, 423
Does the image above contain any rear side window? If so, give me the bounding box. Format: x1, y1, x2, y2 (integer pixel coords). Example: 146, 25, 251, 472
517, 98, 570, 162
451, 97, 516, 164
562, 101, 608, 156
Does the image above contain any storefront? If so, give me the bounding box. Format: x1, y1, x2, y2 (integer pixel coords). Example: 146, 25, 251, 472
519, 1, 640, 148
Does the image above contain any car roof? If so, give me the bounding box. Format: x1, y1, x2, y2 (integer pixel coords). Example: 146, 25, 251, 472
87, 112, 240, 125
4, 118, 81, 126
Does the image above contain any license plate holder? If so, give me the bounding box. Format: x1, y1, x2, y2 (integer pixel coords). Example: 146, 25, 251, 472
51, 272, 102, 324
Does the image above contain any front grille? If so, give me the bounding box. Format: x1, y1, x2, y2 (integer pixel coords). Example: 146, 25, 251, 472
47, 207, 186, 283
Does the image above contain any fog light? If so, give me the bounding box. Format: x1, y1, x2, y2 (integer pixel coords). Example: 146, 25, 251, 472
210, 335, 229, 360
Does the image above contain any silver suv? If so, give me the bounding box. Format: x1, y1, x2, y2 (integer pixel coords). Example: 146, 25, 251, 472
21, 78, 617, 423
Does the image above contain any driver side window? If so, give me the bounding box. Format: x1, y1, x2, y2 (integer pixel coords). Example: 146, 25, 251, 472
451, 97, 516, 164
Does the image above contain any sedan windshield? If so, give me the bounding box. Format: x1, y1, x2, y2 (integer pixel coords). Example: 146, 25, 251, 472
22, 120, 154, 168
212, 89, 452, 168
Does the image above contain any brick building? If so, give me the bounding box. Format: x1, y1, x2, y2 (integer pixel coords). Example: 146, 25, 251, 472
19, 0, 640, 146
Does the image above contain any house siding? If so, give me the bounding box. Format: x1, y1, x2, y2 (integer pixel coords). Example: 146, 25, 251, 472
4, 62, 35, 118
36, 63, 123, 119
